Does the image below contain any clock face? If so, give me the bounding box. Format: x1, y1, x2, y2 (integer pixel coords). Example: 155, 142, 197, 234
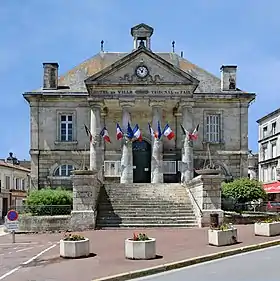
136, 66, 149, 78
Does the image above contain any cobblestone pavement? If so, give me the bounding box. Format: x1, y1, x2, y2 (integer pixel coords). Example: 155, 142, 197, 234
0, 225, 279, 281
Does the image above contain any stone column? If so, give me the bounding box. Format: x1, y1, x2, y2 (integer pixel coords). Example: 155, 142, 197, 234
120, 102, 134, 183
90, 104, 102, 171
181, 105, 194, 183
150, 101, 164, 183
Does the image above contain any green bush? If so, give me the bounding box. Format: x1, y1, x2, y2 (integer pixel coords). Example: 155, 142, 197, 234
222, 178, 267, 204
25, 188, 73, 216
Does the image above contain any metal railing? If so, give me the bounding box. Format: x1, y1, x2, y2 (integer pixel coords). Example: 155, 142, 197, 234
163, 161, 177, 174
9, 205, 72, 216
104, 160, 180, 177
185, 184, 203, 216
104, 161, 121, 177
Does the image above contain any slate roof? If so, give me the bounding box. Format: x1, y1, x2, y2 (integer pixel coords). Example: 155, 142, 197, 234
35, 52, 226, 93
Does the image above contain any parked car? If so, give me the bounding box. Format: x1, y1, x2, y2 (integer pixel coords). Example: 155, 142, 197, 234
266, 201, 280, 212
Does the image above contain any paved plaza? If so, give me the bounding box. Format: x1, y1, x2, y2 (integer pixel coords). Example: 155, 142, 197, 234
0, 225, 279, 281
135, 245, 280, 281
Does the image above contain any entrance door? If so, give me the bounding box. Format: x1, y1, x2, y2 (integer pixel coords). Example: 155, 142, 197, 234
2, 198, 8, 219
132, 140, 151, 183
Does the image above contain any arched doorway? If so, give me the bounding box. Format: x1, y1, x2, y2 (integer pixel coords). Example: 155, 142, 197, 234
132, 140, 151, 183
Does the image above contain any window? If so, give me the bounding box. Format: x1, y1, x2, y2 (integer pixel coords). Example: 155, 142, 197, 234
272, 122, 277, 135
5, 176, 10, 189
22, 179, 25, 190
54, 164, 74, 177
206, 114, 220, 143
15, 178, 20, 190
262, 145, 268, 160
60, 114, 73, 141
271, 142, 277, 158
263, 168, 268, 182
263, 126, 268, 138
271, 166, 276, 181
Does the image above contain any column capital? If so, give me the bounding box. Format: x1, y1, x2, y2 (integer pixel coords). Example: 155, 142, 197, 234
89, 101, 104, 109
149, 99, 165, 108
119, 99, 135, 108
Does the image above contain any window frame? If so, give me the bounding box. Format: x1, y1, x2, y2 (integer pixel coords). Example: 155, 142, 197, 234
204, 111, 223, 143
54, 164, 75, 177
5, 176, 10, 189
56, 111, 76, 142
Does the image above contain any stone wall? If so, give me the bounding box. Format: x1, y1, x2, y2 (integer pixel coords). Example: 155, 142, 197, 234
29, 94, 249, 188
186, 174, 224, 227
70, 170, 101, 231
18, 215, 71, 232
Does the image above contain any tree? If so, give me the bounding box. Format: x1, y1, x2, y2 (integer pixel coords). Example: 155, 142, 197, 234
222, 178, 267, 204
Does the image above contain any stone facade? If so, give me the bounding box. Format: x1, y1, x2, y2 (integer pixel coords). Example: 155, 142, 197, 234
23, 23, 255, 189
0, 154, 30, 219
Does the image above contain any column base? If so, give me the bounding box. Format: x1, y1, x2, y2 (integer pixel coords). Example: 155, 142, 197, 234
70, 210, 96, 231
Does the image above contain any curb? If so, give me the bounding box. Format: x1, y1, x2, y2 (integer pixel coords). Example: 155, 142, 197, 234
93, 239, 280, 281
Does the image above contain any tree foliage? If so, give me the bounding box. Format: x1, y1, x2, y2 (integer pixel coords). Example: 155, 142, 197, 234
221, 178, 267, 204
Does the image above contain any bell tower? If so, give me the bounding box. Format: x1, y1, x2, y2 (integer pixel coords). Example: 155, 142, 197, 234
131, 23, 154, 50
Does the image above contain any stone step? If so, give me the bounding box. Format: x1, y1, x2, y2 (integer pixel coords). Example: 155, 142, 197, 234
97, 216, 196, 221
98, 203, 193, 208
98, 208, 193, 213
96, 218, 197, 224
96, 223, 198, 228
99, 201, 192, 206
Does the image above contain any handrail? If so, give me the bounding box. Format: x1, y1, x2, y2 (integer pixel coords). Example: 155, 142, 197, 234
184, 183, 203, 216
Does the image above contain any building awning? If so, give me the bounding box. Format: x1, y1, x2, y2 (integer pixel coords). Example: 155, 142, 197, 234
263, 182, 280, 193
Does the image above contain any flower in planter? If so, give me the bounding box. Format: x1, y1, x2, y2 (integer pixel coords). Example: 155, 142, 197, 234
63, 233, 85, 241
132, 232, 150, 241
257, 216, 280, 224
210, 223, 234, 231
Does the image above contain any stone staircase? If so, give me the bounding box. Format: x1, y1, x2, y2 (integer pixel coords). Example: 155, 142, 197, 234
96, 183, 198, 228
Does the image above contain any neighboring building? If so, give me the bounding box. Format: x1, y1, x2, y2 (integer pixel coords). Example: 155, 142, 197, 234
257, 108, 280, 199
23, 23, 255, 189
0, 153, 31, 219
248, 152, 258, 180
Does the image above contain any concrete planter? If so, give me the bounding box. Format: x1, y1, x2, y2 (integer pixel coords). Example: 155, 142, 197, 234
208, 228, 238, 246
125, 238, 156, 260
60, 238, 90, 258
254, 222, 280, 237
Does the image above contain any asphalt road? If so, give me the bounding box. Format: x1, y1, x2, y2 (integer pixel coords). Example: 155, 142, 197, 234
135, 246, 280, 281
0, 233, 59, 281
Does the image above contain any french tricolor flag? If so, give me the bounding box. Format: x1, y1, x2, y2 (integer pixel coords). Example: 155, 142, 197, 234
116, 123, 123, 140
100, 127, 111, 143
162, 124, 175, 140
133, 124, 142, 141
189, 124, 199, 140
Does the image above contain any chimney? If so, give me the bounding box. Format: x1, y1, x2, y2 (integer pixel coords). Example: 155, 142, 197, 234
43, 63, 59, 89
220, 65, 237, 91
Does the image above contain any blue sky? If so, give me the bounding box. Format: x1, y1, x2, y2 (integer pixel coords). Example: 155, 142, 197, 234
1, 0, 279, 160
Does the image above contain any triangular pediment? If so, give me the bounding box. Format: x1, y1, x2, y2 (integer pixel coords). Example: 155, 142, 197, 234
85, 47, 199, 87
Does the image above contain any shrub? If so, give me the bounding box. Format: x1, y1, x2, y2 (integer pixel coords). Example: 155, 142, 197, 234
24, 188, 72, 216
222, 178, 267, 204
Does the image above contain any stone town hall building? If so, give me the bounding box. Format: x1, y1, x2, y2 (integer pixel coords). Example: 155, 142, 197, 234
24, 23, 255, 189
